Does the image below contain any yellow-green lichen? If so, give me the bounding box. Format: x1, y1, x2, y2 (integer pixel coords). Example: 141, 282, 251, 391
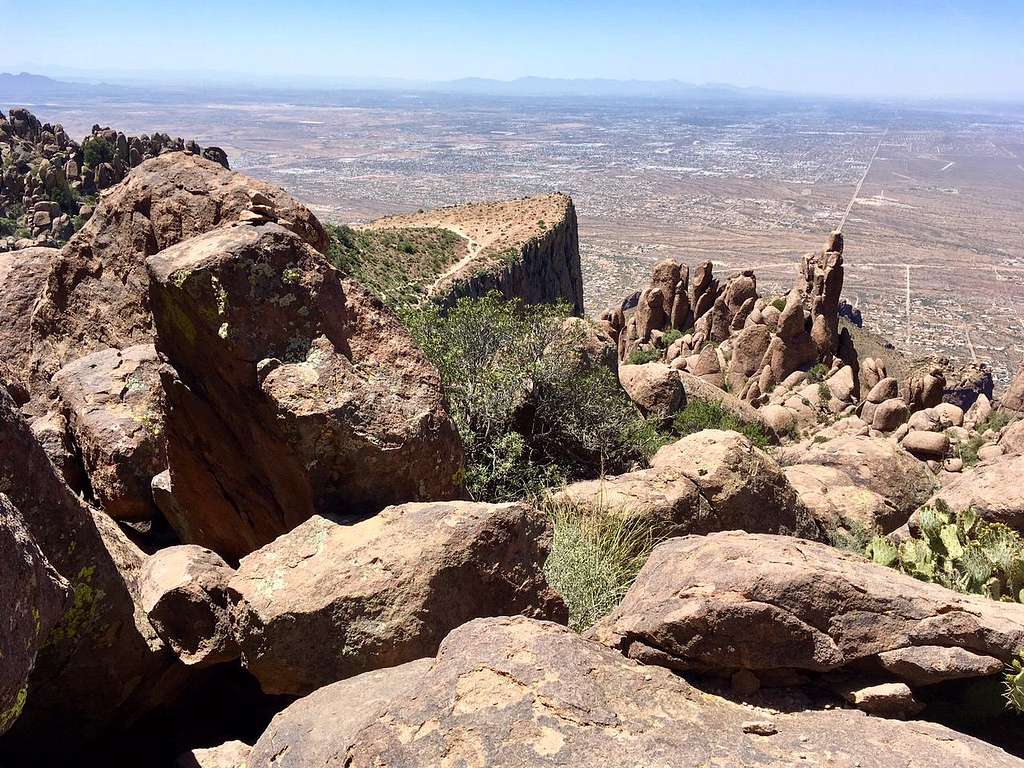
47, 566, 104, 646
0, 686, 28, 732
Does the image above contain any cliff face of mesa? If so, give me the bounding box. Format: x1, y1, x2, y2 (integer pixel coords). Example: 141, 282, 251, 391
437, 197, 583, 315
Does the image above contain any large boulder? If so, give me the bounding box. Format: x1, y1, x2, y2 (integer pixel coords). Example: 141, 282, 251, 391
147, 223, 463, 560
228, 500, 565, 696
0, 387, 181, 757
248, 658, 431, 768
0, 493, 69, 735
593, 532, 1024, 689
784, 463, 904, 533
617, 361, 683, 419
283, 615, 1019, 767
0, 246, 56, 402
49, 344, 166, 520
925, 453, 1024, 530
781, 434, 935, 520
29, 153, 327, 389
556, 430, 818, 538
1000, 361, 1024, 413
138, 545, 239, 667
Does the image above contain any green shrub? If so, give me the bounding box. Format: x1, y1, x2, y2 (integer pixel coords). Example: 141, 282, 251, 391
543, 498, 662, 631
626, 347, 662, 365
81, 136, 114, 169
770, 297, 787, 312
402, 293, 662, 502
805, 362, 829, 383
827, 517, 876, 554
658, 328, 684, 349
866, 501, 1024, 601
960, 412, 1016, 467
671, 399, 771, 448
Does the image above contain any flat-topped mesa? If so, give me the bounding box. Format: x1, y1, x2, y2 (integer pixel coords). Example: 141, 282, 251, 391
364, 192, 583, 313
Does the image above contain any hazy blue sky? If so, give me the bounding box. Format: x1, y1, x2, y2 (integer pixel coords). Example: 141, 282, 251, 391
3, 0, 1022, 97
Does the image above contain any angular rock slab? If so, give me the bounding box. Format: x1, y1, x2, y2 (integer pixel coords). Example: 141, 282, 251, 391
926, 454, 1024, 531
556, 430, 818, 539
248, 658, 431, 768
0, 387, 180, 755
229, 500, 566, 695
148, 223, 463, 560
299, 616, 1020, 767
0, 493, 69, 735
29, 152, 327, 388
593, 531, 1024, 687
780, 434, 936, 519
784, 463, 905, 533
50, 344, 167, 520
0, 246, 56, 402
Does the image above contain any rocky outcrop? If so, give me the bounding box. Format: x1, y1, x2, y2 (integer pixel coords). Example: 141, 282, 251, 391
784, 463, 905, 533
0, 493, 69, 735
0, 246, 56, 402
275, 615, 1019, 767
49, 344, 166, 520
175, 740, 251, 768
594, 532, 1024, 690
0, 386, 181, 756
1005, 361, 1024, 413
138, 545, 239, 667
617, 361, 683, 419
248, 658, 431, 768
556, 430, 818, 538
1, 107, 228, 251
29, 152, 327, 389
147, 222, 463, 560
228, 501, 565, 696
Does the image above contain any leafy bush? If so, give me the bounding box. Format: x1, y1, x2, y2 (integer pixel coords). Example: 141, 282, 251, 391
626, 347, 662, 365
402, 293, 662, 502
770, 297, 787, 312
658, 328, 684, 349
671, 399, 772, 449
805, 362, 829, 383
81, 136, 114, 169
543, 498, 661, 631
960, 412, 1015, 467
866, 501, 1024, 601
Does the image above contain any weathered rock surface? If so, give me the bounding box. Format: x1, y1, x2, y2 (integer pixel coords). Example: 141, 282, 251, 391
248, 658, 431, 768
780, 434, 936, 519
175, 740, 251, 768
29, 152, 327, 388
138, 545, 239, 667
49, 344, 166, 520
924, 453, 1024, 530
0, 246, 56, 402
0, 387, 180, 755
784, 463, 904, 533
148, 223, 463, 559
228, 500, 565, 696
0, 493, 69, 735
617, 362, 683, 419
1001, 361, 1024, 413
556, 430, 818, 538
593, 532, 1024, 688
298, 615, 1020, 767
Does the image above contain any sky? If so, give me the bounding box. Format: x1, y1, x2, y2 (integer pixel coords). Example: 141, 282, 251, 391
3, 0, 1023, 98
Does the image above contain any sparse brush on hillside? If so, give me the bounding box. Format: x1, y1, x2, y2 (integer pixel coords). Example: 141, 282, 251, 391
325, 223, 463, 308
402, 292, 663, 502
543, 497, 662, 631
671, 399, 771, 449
959, 412, 1015, 467
865, 500, 1024, 602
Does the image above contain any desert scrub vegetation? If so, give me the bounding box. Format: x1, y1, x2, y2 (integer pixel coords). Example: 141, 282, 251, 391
671, 399, 772, 449
959, 412, 1015, 467
325, 223, 463, 307
866, 500, 1024, 602
626, 347, 662, 365
543, 498, 661, 631
402, 292, 664, 502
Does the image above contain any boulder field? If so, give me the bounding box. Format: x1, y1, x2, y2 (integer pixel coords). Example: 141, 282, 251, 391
1, 146, 1023, 766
